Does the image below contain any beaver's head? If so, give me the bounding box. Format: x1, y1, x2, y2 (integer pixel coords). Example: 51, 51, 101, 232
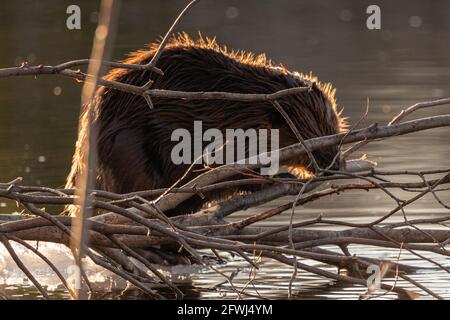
275, 71, 347, 177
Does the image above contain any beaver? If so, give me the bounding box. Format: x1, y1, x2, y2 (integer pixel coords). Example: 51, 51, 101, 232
66, 33, 346, 216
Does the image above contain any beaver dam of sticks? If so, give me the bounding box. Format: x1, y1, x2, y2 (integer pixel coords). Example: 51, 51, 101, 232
1, 1, 450, 300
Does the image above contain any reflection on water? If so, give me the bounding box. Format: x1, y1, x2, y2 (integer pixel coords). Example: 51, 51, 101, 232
1, 242, 450, 300
0, 0, 449, 299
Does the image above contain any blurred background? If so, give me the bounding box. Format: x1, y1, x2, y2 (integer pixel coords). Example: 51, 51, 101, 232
0, 0, 450, 300
0, 0, 449, 214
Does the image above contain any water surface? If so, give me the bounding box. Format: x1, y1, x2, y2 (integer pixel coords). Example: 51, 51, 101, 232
0, 0, 449, 299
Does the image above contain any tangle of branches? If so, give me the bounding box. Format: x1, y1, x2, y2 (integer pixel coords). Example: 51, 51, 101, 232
0, 0, 450, 300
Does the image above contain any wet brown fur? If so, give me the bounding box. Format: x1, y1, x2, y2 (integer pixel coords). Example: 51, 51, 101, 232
66, 33, 347, 216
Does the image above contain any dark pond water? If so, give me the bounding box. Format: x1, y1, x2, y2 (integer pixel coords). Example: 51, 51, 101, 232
0, 0, 449, 299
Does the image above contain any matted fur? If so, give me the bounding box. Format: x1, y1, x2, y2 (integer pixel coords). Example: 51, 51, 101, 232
66, 33, 347, 215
